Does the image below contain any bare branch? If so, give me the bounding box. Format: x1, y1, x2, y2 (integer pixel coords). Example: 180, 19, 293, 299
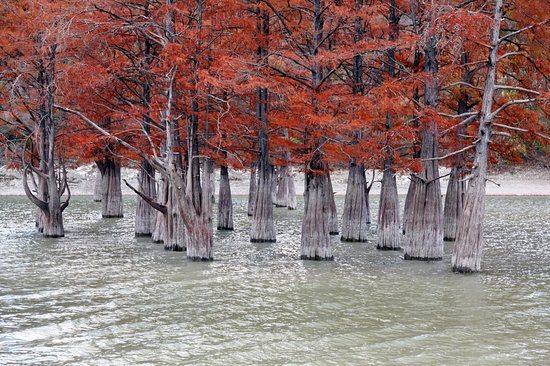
494, 85, 541, 95
23, 166, 48, 212
421, 140, 480, 161
498, 19, 549, 44
490, 98, 537, 118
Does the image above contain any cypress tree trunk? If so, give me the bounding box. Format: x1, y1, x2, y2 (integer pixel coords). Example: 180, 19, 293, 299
452, 0, 503, 273
327, 172, 339, 235
97, 158, 124, 218
403, 34, 443, 261
217, 165, 234, 230
377, 166, 401, 250
93, 168, 102, 202
247, 164, 258, 216
403, 128, 444, 260
340, 162, 369, 242
275, 165, 290, 207
251, 164, 276, 242
287, 172, 297, 210
183, 162, 214, 261
164, 182, 185, 251
443, 166, 465, 241
301, 169, 333, 260
23, 46, 69, 238
152, 177, 167, 243
135, 160, 156, 237
250, 5, 276, 243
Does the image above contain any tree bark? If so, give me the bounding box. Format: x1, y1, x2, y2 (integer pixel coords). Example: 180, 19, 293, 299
301, 169, 333, 260
287, 172, 297, 210
377, 166, 402, 250
326, 171, 339, 235
443, 166, 465, 241
97, 158, 124, 218
152, 177, 167, 243
340, 162, 369, 242
247, 164, 258, 216
217, 165, 234, 230
251, 164, 276, 242
135, 160, 156, 237
93, 167, 102, 202
275, 165, 290, 207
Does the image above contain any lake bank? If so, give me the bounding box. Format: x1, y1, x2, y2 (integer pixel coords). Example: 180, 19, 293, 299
1, 164, 549, 197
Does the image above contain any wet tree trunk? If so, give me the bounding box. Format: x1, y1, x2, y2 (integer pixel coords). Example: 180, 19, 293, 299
93, 168, 102, 202
452, 0, 503, 273
377, 165, 401, 250
135, 160, 156, 237
23, 46, 69, 238
403, 34, 443, 260
152, 176, 167, 243
443, 166, 465, 241
164, 182, 185, 251
250, 7, 276, 243
247, 164, 258, 216
217, 165, 234, 230
403, 130, 444, 260
287, 173, 297, 210
97, 158, 124, 218
251, 162, 276, 242
377, 0, 401, 251
341, 162, 369, 242
275, 165, 290, 207
327, 172, 339, 235
301, 166, 333, 260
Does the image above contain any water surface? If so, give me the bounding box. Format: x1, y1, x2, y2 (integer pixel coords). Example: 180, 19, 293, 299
1, 195, 549, 365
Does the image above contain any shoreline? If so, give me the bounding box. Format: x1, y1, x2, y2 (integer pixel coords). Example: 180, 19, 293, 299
1, 165, 549, 197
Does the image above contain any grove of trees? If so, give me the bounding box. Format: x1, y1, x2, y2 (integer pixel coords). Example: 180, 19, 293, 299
1, 0, 548, 272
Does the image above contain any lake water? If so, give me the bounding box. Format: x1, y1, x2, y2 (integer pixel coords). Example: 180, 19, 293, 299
1, 195, 549, 365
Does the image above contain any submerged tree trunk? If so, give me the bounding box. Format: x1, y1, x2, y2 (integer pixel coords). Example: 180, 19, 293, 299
452, 0, 503, 273
377, 166, 401, 250
340, 162, 369, 242
93, 168, 102, 202
275, 165, 290, 207
135, 160, 156, 237
23, 46, 70, 238
403, 129, 444, 260
97, 158, 123, 218
443, 166, 465, 241
152, 177, 167, 243
251, 164, 276, 242
327, 172, 339, 235
164, 182, 185, 251
247, 164, 258, 216
287, 173, 297, 210
403, 34, 443, 260
301, 169, 333, 260
217, 165, 234, 230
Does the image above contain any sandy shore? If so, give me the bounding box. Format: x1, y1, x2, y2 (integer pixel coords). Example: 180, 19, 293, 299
1, 164, 549, 196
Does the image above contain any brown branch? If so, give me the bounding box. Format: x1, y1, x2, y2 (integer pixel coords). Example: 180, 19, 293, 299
122, 178, 167, 215
23, 166, 48, 212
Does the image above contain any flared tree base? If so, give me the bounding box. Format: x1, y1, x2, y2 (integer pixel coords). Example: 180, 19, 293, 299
404, 254, 442, 261
300, 255, 334, 261
377, 245, 401, 251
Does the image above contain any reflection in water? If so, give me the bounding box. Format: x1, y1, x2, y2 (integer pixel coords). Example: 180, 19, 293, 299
1, 195, 549, 365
